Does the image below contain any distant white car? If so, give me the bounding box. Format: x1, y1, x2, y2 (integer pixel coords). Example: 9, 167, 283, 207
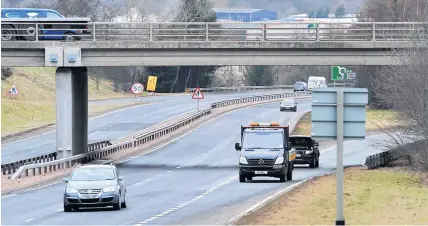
280, 98, 297, 112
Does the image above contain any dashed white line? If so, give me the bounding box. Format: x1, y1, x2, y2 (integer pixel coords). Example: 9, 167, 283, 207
56, 209, 63, 212
167, 171, 172, 173
138, 176, 237, 224
25, 218, 35, 222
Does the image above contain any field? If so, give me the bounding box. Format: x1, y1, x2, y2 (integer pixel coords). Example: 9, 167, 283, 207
237, 167, 428, 225
291, 108, 399, 135
1, 67, 137, 135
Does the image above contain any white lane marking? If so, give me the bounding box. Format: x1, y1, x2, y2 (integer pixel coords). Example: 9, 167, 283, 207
167, 171, 172, 173
25, 218, 35, 222
128, 174, 164, 188
1, 194, 17, 199
56, 209, 63, 212
120, 101, 282, 165
138, 176, 237, 224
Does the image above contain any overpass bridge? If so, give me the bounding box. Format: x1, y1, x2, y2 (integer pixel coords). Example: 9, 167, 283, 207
1, 22, 426, 67
1, 21, 425, 160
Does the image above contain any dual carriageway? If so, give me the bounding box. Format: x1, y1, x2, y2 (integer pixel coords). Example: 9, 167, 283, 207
2, 91, 390, 225
0, 21, 408, 224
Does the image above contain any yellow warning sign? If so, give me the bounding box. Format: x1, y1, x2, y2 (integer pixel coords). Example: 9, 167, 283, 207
147, 76, 157, 91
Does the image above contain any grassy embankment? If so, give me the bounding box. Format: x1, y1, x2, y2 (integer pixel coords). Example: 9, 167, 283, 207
291, 108, 399, 135
237, 166, 428, 225
1, 67, 143, 136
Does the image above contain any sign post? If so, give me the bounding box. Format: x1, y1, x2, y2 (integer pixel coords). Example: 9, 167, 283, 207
131, 83, 144, 101
192, 87, 204, 111
311, 88, 368, 226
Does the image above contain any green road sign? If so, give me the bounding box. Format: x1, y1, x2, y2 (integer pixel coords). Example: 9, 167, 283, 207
331, 66, 348, 80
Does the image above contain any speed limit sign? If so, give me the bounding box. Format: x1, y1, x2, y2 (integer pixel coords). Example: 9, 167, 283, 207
131, 83, 144, 94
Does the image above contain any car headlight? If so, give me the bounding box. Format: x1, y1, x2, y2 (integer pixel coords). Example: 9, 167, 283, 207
305, 150, 313, 155
274, 156, 284, 164
239, 156, 248, 164
102, 186, 116, 192
66, 188, 78, 194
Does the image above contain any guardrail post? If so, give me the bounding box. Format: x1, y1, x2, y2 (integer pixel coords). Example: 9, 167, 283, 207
205, 23, 209, 41
92, 23, 96, 41
372, 23, 376, 41
35, 23, 39, 41
149, 23, 153, 41
316, 23, 320, 41
261, 23, 265, 41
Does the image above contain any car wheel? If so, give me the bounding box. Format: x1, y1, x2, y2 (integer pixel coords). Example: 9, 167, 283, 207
286, 168, 293, 180
64, 204, 73, 212
279, 173, 286, 182
113, 195, 122, 210
239, 175, 246, 183
121, 193, 127, 208
309, 156, 316, 168
64, 32, 76, 42
315, 156, 320, 168
246, 176, 253, 181
1, 25, 15, 41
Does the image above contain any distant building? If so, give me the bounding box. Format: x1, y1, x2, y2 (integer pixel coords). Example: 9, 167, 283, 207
214, 8, 277, 22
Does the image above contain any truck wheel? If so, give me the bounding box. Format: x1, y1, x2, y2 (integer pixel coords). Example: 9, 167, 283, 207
286, 168, 293, 180
239, 175, 246, 183
1, 25, 15, 41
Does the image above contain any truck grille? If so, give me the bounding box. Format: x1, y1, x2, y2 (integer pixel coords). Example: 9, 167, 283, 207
79, 189, 102, 194
248, 159, 275, 166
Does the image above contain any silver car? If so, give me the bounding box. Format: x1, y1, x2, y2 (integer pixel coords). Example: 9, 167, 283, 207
63, 164, 127, 212
280, 98, 297, 112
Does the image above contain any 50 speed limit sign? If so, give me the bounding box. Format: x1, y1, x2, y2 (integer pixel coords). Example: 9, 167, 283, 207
131, 83, 144, 94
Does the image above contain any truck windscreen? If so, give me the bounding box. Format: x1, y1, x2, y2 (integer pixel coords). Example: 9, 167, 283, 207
242, 131, 283, 149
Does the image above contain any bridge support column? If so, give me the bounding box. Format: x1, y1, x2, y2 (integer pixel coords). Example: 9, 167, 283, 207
56, 67, 88, 158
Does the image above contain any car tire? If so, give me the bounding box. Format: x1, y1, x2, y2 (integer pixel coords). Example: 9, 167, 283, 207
315, 156, 320, 168
309, 156, 316, 168
294, 107, 297, 112
113, 195, 122, 210
1, 25, 16, 41
246, 176, 253, 181
21, 24, 36, 41
64, 32, 76, 42
64, 204, 73, 212
121, 193, 127, 208
239, 175, 246, 183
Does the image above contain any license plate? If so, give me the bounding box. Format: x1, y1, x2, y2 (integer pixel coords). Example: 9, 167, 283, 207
80, 194, 98, 199
255, 171, 268, 175
296, 154, 302, 157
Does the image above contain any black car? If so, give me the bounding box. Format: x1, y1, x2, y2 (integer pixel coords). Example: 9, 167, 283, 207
63, 164, 127, 212
235, 122, 295, 183
290, 135, 320, 168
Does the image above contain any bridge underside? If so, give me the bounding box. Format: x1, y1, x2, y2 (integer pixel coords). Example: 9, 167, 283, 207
1, 48, 404, 66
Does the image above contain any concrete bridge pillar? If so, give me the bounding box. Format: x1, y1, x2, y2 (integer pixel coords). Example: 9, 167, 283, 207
55, 67, 88, 158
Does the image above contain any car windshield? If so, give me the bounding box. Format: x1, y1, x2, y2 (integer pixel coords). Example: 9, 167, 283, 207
282, 99, 294, 104
242, 131, 284, 149
294, 82, 303, 85
70, 168, 116, 181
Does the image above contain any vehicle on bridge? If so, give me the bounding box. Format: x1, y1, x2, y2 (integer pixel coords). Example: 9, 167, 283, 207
235, 122, 296, 183
280, 98, 297, 112
1, 8, 91, 41
63, 164, 127, 212
308, 76, 327, 91
293, 81, 308, 92
290, 135, 320, 168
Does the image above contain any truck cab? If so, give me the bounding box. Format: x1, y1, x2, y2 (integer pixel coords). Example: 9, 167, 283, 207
235, 122, 296, 183
290, 135, 320, 168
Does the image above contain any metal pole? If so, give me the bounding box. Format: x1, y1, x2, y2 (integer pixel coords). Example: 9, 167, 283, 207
197, 99, 200, 112
336, 89, 345, 225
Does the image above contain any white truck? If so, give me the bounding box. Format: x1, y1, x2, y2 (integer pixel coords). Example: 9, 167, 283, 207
308, 76, 327, 91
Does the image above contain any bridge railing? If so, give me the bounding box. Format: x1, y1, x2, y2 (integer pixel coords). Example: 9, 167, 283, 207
1, 22, 427, 42
9, 92, 311, 179
186, 85, 294, 93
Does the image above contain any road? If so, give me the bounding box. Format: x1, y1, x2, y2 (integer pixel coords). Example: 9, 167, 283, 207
1, 99, 387, 225
1, 90, 287, 163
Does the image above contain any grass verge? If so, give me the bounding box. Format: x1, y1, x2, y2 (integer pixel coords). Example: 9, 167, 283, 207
1, 67, 139, 135
291, 109, 399, 136
236, 166, 428, 225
